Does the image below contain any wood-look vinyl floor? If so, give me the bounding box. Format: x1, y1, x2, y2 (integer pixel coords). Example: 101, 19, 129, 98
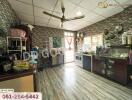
36, 63, 132, 100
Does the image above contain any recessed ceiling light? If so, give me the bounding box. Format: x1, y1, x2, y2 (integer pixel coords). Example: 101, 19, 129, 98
76, 11, 82, 16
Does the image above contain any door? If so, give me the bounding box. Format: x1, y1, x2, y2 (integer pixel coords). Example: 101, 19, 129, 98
64, 32, 75, 63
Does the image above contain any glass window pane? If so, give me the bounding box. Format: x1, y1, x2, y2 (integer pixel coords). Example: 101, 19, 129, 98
70, 33, 74, 36
92, 36, 97, 43
97, 34, 103, 45
64, 32, 68, 36
84, 37, 91, 44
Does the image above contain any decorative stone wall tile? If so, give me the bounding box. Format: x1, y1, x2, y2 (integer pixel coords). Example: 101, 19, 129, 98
77, 6, 132, 46
32, 25, 64, 49
78, 6, 132, 36
0, 0, 20, 51
0, 0, 20, 33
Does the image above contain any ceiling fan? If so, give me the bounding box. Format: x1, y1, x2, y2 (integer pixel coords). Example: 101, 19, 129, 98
98, 0, 131, 8
43, 0, 85, 27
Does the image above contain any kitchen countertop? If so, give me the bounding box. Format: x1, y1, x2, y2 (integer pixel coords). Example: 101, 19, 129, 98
94, 55, 128, 60
83, 54, 94, 56
0, 69, 35, 82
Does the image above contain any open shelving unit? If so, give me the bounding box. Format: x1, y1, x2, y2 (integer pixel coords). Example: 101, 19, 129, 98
7, 36, 27, 58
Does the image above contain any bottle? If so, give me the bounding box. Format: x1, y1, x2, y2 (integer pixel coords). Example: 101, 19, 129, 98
127, 35, 132, 45
122, 32, 127, 45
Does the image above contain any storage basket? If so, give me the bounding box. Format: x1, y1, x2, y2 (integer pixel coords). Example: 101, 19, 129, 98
9, 28, 26, 38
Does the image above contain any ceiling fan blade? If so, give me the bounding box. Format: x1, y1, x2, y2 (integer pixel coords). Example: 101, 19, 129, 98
60, 0, 64, 9
65, 15, 85, 21
60, 0, 65, 15
60, 22, 63, 28
43, 11, 61, 19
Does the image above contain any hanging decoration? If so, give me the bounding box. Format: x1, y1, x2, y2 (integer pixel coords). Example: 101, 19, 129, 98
76, 33, 84, 43
66, 36, 73, 50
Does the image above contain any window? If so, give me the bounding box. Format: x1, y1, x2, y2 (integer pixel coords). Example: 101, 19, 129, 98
64, 32, 74, 37
83, 34, 103, 52
83, 36, 91, 52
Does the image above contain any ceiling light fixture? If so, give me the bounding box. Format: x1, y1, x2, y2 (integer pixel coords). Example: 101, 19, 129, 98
76, 11, 82, 16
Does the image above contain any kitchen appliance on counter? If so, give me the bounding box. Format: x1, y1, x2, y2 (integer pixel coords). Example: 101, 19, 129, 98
75, 52, 83, 67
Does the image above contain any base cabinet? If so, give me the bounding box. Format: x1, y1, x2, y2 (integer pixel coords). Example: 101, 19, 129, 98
51, 54, 64, 66
38, 54, 64, 69
92, 56, 106, 76
113, 59, 128, 84
93, 56, 131, 85
83, 55, 92, 71
0, 75, 34, 92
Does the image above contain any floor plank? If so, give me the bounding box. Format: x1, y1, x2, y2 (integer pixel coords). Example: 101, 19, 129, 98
37, 63, 132, 100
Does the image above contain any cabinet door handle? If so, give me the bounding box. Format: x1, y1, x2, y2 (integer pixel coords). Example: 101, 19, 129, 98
102, 69, 105, 74
108, 60, 114, 64
108, 66, 112, 69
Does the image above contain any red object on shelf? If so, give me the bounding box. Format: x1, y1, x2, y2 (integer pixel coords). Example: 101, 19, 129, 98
9, 28, 26, 38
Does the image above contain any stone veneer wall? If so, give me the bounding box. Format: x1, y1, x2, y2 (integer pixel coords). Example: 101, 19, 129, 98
0, 0, 20, 33
78, 6, 132, 36
32, 25, 64, 49
0, 0, 20, 51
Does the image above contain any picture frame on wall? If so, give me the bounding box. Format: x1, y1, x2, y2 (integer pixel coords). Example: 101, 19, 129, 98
53, 37, 62, 48
49, 37, 62, 48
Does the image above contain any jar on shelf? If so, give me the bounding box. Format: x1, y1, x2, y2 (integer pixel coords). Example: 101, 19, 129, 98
122, 32, 127, 45
127, 35, 132, 45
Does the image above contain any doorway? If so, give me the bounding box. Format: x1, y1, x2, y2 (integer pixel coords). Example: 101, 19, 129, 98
64, 32, 75, 63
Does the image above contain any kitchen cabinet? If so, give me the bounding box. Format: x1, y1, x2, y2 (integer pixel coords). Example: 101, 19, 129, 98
83, 54, 92, 71
92, 56, 106, 76
93, 55, 132, 85
0, 69, 36, 92
112, 59, 128, 84
38, 54, 64, 70
51, 54, 64, 66
57, 54, 64, 65
75, 52, 83, 67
